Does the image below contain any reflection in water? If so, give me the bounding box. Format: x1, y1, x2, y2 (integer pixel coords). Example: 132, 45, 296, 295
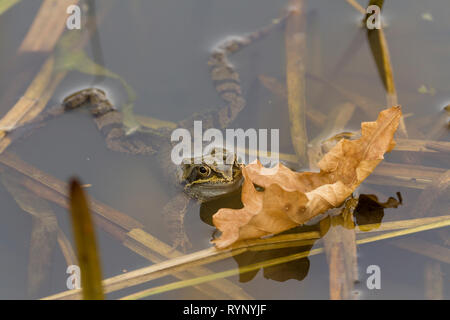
203, 192, 402, 286
320, 193, 402, 299
201, 191, 316, 282
354, 192, 402, 231
200, 188, 243, 226
234, 235, 313, 283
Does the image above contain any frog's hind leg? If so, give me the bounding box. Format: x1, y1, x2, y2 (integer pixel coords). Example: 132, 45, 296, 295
206, 10, 293, 130
63, 88, 116, 117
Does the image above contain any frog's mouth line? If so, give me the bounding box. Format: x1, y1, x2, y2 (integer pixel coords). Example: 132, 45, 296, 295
185, 175, 243, 190
184, 175, 244, 201
189, 179, 241, 188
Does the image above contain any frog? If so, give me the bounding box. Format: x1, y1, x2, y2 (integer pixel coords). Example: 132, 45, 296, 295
16, 10, 293, 251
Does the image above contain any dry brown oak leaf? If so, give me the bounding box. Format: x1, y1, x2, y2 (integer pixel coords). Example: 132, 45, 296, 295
212, 106, 402, 248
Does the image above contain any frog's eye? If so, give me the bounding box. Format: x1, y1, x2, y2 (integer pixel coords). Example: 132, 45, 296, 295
198, 165, 211, 177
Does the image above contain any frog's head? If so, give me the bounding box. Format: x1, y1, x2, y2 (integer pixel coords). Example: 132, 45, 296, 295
179, 148, 243, 201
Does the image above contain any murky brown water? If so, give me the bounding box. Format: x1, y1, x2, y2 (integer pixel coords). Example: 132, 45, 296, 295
0, 0, 448, 299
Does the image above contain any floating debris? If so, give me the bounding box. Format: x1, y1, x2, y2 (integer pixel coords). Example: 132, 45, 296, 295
418, 85, 436, 96
421, 12, 434, 21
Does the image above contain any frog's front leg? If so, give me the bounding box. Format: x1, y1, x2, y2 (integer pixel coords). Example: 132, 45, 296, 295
63, 88, 115, 116
63, 88, 156, 155
162, 191, 192, 252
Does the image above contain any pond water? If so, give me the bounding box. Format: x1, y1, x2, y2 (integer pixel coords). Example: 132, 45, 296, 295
0, 0, 448, 299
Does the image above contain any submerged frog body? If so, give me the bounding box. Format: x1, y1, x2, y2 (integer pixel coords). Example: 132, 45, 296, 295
16, 10, 293, 251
